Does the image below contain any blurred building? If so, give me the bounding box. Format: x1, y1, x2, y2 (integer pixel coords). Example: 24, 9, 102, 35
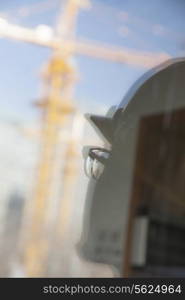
0, 190, 25, 276
0, 119, 38, 276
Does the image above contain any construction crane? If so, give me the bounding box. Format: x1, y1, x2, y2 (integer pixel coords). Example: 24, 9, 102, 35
0, 0, 170, 277
0, 15, 170, 68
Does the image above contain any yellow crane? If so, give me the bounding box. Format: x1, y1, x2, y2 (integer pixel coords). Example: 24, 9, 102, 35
0, 0, 170, 277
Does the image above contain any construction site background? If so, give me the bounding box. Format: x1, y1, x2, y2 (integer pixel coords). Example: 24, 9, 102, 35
0, 0, 184, 277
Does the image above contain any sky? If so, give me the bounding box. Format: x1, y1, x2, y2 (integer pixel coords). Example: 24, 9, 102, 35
0, 0, 185, 123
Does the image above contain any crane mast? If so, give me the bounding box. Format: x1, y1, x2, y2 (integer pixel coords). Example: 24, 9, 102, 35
24, 0, 88, 277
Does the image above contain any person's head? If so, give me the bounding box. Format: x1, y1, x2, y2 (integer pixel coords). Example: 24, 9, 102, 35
80, 57, 185, 277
